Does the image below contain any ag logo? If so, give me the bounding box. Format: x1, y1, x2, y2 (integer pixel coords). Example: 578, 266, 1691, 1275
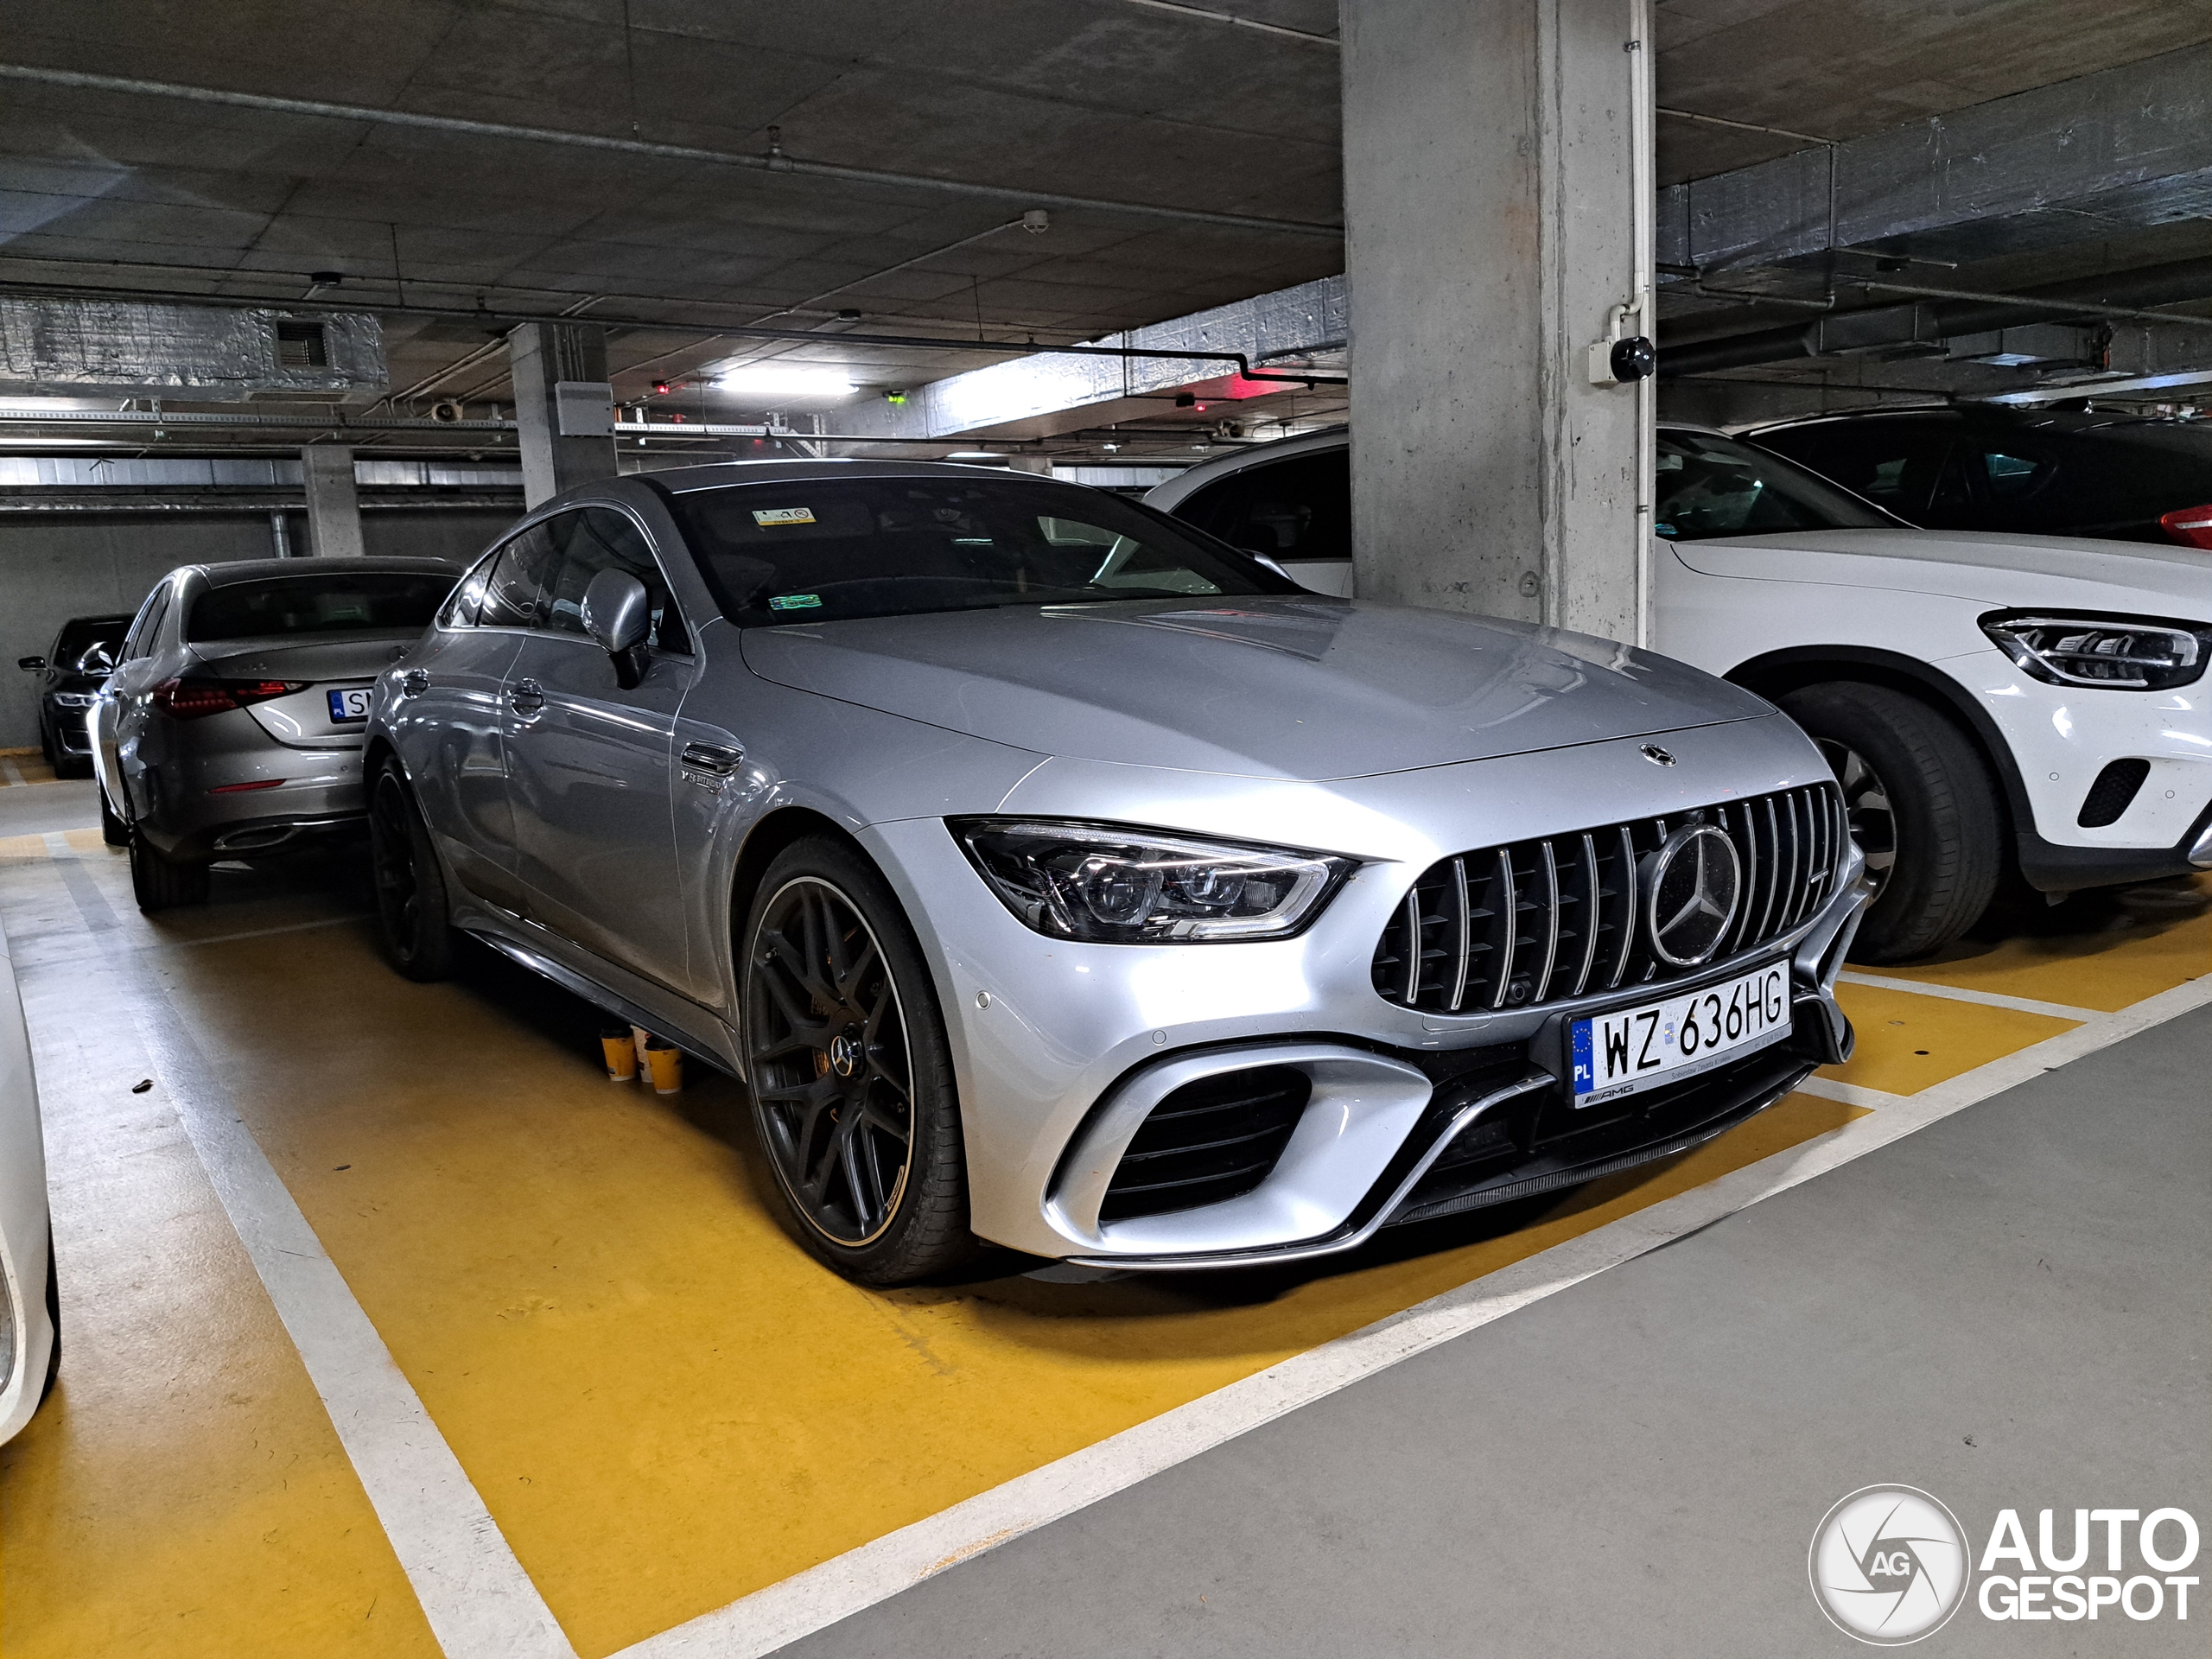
1810, 1485, 1969, 1644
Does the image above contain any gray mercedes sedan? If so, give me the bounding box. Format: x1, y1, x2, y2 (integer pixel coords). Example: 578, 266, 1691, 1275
92, 556, 460, 909
365, 462, 1866, 1285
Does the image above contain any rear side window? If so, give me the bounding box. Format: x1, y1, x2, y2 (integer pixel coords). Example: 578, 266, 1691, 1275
478, 523, 561, 628
1656, 431, 1894, 539
541, 509, 690, 652
1177, 450, 1351, 563
124, 586, 171, 660
186, 572, 454, 642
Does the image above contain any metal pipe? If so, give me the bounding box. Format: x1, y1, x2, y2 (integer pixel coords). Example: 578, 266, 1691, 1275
0, 276, 1345, 386
0, 493, 520, 513
1661, 253, 2212, 376
0, 63, 1343, 241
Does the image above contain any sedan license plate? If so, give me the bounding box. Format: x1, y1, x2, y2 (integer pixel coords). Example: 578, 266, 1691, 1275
327, 686, 372, 723
1570, 961, 1790, 1108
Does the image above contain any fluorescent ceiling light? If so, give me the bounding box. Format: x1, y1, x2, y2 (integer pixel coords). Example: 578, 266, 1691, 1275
713, 364, 856, 400
944, 451, 1004, 461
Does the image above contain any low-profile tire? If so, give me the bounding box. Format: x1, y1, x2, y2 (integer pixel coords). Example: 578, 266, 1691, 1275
369, 760, 456, 982
128, 825, 210, 911
40, 1228, 59, 1406
739, 836, 973, 1286
1778, 681, 2002, 963
99, 787, 128, 848
38, 721, 55, 770
53, 752, 92, 780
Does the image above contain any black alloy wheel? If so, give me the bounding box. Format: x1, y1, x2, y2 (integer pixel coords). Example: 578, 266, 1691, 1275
369, 762, 455, 982
741, 838, 970, 1285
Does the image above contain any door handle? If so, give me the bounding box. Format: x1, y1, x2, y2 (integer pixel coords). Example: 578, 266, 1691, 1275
507, 677, 545, 715
401, 668, 429, 698
679, 741, 746, 791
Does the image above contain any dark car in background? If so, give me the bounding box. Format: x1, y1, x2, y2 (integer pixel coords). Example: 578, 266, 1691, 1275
1744, 406, 2212, 548
16, 614, 133, 778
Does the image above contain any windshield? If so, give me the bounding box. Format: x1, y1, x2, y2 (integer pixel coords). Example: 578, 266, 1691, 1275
665, 475, 1301, 626
53, 617, 129, 666
1656, 429, 1895, 540
187, 573, 454, 642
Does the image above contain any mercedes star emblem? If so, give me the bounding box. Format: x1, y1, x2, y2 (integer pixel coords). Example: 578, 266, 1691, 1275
1642, 744, 1676, 766
1644, 823, 1743, 967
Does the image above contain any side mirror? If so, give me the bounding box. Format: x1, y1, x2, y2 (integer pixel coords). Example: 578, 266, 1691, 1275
76, 645, 116, 673
582, 569, 652, 690
16, 656, 47, 672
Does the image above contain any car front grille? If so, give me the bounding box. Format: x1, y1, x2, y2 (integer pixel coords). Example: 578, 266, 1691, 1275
1370, 783, 1848, 1015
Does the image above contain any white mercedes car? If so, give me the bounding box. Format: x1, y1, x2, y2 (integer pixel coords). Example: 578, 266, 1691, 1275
0, 906, 56, 1441
1152, 426, 2212, 961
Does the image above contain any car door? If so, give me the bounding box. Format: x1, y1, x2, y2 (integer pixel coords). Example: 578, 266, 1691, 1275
97, 581, 175, 821
500, 506, 696, 994
399, 529, 548, 912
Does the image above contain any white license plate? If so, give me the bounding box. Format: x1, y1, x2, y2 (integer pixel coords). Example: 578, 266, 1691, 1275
327, 686, 372, 723
1570, 961, 1791, 1108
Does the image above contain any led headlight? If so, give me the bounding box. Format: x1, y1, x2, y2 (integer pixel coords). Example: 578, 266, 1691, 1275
1980, 611, 2212, 691
51, 692, 98, 708
953, 819, 1356, 943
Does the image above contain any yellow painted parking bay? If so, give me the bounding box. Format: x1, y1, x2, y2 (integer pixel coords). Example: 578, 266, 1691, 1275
3, 829, 2204, 1657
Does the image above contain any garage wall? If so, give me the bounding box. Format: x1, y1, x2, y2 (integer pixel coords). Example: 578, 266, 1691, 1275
0, 507, 515, 749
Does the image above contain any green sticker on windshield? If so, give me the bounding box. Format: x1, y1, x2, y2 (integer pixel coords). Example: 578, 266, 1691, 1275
768, 593, 823, 612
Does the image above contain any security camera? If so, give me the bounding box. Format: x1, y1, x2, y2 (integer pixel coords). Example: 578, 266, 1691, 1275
1587, 335, 1657, 385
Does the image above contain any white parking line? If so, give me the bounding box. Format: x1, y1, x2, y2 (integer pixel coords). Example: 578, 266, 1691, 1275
1836, 969, 2101, 1022
614, 974, 2212, 1659
37, 836, 578, 1659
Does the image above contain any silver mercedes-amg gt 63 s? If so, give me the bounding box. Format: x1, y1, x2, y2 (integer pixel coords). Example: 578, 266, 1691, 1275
92, 556, 460, 910
365, 462, 1866, 1285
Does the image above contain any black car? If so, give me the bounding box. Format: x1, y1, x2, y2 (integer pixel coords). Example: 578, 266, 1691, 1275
17, 614, 132, 778
1744, 406, 2212, 548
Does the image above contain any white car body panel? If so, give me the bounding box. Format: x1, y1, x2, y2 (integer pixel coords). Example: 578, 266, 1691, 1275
0, 907, 54, 1443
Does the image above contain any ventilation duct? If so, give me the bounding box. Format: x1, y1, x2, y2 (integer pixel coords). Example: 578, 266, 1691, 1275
0, 298, 385, 404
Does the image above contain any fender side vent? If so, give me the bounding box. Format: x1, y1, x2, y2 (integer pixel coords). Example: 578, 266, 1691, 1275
2077, 759, 2150, 828
1099, 1065, 1312, 1224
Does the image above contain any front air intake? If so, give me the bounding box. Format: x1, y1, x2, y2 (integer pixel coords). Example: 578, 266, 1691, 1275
1098, 1065, 1312, 1223
2076, 759, 2150, 828
1372, 783, 1848, 1015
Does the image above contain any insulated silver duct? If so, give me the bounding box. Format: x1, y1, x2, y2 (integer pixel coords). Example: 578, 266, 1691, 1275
0, 298, 385, 403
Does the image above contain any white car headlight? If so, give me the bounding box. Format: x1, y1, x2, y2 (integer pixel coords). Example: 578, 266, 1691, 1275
1980, 611, 2212, 691
953, 819, 1356, 943
50, 692, 98, 708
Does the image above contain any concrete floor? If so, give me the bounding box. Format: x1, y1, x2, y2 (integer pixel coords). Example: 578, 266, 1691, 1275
0, 768, 2205, 1656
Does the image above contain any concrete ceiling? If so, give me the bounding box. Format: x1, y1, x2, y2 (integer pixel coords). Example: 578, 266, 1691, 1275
1, 0, 2206, 445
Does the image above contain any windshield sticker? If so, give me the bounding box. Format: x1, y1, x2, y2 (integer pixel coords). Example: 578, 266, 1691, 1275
753, 506, 817, 526
767, 594, 823, 612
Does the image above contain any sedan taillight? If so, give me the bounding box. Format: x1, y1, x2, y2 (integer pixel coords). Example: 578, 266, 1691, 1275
150, 677, 308, 719
2160, 504, 2212, 550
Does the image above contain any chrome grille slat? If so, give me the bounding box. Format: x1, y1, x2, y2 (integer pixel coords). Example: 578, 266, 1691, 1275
1375, 782, 1848, 1015
1570, 832, 1601, 997
1606, 824, 1636, 989
1447, 856, 1472, 1013
1489, 848, 1518, 1011
1533, 840, 1561, 1002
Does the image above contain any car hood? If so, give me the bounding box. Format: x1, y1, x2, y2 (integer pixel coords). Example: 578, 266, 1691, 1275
1668, 528, 2212, 613
739, 599, 1767, 781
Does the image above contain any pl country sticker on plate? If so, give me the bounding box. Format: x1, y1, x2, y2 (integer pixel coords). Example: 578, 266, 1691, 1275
752, 506, 817, 525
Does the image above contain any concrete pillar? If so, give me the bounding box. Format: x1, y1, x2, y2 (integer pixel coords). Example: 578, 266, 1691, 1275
1344, 0, 1654, 642
300, 445, 365, 558
508, 321, 618, 509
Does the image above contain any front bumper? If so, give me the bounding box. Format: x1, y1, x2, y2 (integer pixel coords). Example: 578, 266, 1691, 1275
866, 720, 1871, 1268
